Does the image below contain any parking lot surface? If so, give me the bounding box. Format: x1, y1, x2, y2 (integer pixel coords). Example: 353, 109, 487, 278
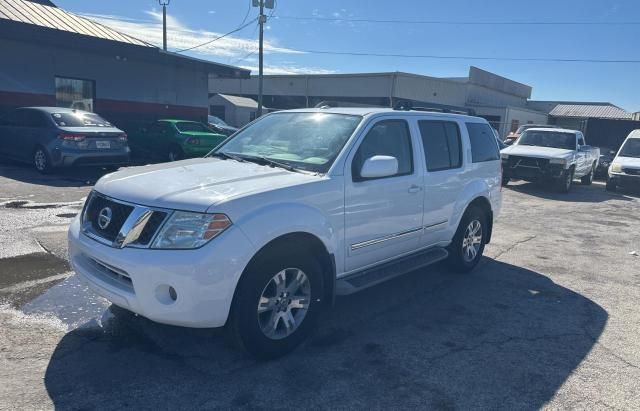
1, 162, 640, 410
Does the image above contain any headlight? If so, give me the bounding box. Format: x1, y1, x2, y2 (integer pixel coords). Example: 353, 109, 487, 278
151, 212, 231, 249
549, 158, 567, 165
610, 163, 623, 173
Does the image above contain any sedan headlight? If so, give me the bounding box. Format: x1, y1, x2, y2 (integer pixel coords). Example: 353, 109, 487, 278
549, 158, 567, 165
610, 163, 623, 173
151, 212, 231, 249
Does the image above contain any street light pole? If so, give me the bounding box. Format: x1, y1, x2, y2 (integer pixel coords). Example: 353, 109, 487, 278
159, 0, 170, 51
258, 0, 264, 117
253, 0, 273, 117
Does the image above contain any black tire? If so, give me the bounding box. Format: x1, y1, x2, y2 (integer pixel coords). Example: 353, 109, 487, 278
227, 247, 324, 359
167, 145, 184, 162
581, 163, 595, 185
33, 146, 53, 174
556, 168, 574, 193
447, 205, 487, 273
501, 176, 510, 186
606, 179, 617, 192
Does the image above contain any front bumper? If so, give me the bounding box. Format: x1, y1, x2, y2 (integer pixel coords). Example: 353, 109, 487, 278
68, 216, 255, 328
52, 147, 131, 167
608, 173, 640, 187
503, 160, 565, 181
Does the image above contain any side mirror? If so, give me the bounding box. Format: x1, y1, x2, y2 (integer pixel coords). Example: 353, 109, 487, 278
360, 155, 398, 179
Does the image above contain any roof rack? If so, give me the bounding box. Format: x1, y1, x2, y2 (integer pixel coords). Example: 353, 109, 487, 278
393, 101, 475, 116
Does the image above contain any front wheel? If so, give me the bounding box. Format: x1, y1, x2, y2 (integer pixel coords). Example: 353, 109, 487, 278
447, 205, 487, 273
556, 168, 574, 193
606, 178, 617, 192
501, 176, 510, 186
227, 249, 324, 359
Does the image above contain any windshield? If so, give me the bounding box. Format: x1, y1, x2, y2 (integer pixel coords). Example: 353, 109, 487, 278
208, 115, 228, 127
619, 139, 640, 158
518, 130, 576, 150
213, 112, 362, 173
51, 112, 112, 127
175, 122, 210, 133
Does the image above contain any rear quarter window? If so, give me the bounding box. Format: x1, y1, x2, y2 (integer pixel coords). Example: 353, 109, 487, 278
466, 122, 500, 163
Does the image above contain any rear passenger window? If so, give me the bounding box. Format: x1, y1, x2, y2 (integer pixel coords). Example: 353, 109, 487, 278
352, 120, 413, 181
466, 122, 500, 163
418, 121, 462, 171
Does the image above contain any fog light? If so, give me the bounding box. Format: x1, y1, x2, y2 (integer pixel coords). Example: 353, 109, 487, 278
169, 286, 177, 301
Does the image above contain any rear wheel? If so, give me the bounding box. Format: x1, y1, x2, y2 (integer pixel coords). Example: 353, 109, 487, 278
581, 163, 595, 185
447, 205, 487, 273
33, 146, 53, 174
167, 145, 184, 162
227, 249, 324, 359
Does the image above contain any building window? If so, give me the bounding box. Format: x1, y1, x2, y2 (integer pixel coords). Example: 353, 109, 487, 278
510, 119, 520, 133
55, 77, 95, 112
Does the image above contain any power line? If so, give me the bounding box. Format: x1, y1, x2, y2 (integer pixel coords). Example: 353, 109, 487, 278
173, 17, 257, 53
274, 15, 640, 26
294, 49, 640, 64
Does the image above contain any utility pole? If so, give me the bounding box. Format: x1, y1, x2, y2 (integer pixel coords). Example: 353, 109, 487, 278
253, 0, 274, 117
159, 0, 170, 51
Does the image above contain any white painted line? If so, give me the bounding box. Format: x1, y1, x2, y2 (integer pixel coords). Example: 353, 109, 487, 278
0, 272, 74, 293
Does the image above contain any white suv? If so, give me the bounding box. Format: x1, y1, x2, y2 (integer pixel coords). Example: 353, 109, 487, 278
68, 107, 502, 358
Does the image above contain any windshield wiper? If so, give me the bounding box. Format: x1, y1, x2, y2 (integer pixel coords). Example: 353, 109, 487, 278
254, 156, 299, 172
210, 152, 245, 162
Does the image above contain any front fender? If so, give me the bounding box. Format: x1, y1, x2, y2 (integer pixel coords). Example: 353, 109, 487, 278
232, 202, 338, 256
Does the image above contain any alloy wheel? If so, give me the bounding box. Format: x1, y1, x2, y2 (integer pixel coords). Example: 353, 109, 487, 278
462, 220, 482, 262
257, 268, 311, 340
34, 149, 47, 171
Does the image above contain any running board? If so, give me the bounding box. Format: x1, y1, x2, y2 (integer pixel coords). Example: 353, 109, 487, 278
336, 247, 449, 295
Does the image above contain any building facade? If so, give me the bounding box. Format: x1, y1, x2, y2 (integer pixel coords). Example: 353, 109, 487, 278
0, 0, 249, 132
209, 66, 548, 137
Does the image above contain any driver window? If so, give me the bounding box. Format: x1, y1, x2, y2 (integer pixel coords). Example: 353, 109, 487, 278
352, 119, 413, 181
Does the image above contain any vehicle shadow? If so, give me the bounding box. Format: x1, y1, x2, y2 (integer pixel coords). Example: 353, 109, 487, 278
0, 157, 150, 188
44, 259, 606, 409
507, 180, 638, 202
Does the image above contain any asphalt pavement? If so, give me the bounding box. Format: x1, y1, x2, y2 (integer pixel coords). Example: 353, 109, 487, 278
1, 161, 639, 410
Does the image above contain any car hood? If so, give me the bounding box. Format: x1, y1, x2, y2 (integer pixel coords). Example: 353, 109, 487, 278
94, 158, 319, 212
613, 156, 640, 168
502, 145, 574, 159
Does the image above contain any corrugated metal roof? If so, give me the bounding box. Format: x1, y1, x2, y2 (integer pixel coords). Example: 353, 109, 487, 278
549, 104, 632, 120
0, 0, 152, 47
218, 94, 260, 108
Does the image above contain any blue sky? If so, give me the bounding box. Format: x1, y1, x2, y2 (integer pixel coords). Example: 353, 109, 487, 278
55, 0, 640, 111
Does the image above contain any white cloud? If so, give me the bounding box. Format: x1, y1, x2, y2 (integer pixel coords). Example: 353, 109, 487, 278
80, 11, 302, 59
238, 64, 337, 75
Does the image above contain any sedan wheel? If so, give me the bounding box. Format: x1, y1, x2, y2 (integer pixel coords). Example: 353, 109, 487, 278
33, 148, 51, 174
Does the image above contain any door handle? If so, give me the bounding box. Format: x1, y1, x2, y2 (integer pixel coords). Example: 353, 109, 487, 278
408, 185, 423, 193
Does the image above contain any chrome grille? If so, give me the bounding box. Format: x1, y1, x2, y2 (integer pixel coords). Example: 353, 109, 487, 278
81, 191, 170, 249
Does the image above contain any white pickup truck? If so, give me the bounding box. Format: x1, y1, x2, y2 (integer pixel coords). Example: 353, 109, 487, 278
501, 128, 600, 193
68, 107, 502, 358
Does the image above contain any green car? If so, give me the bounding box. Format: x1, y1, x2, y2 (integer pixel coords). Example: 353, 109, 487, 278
130, 119, 227, 162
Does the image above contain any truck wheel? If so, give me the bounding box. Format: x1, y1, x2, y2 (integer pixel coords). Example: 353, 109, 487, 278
501, 176, 510, 186
581, 163, 595, 185
167, 145, 184, 162
606, 179, 617, 192
447, 205, 487, 273
557, 168, 574, 193
227, 249, 324, 359
33, 146, 53, 174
